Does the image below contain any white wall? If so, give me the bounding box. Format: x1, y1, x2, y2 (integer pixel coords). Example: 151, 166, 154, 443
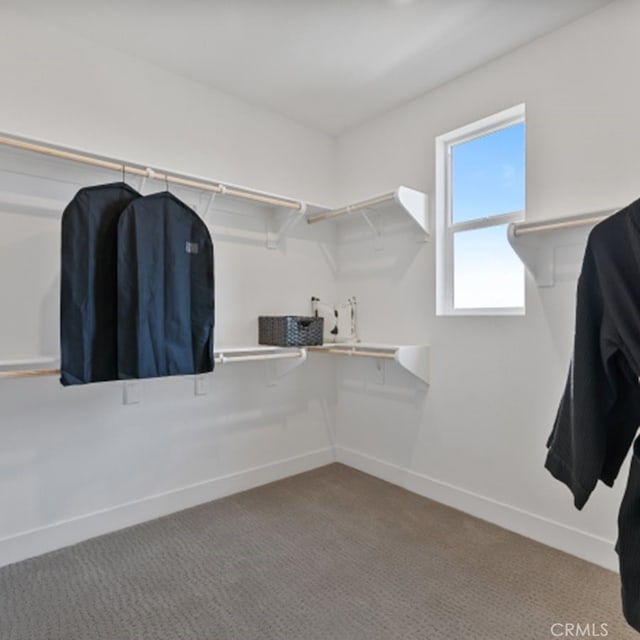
333, 0, 640, 570
0, 8, 337, 566
0, 8, 334, 206
1, 0, 635, 572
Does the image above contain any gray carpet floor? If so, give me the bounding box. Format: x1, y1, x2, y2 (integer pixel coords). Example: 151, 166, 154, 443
0, 463, 635, 639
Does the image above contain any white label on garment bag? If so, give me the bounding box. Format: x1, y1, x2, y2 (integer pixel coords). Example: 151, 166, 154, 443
185, 241, 199, 254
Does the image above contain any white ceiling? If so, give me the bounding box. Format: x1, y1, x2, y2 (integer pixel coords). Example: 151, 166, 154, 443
4, 0, 614, 134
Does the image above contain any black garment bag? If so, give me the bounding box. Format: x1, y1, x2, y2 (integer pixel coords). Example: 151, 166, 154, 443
60, 182, 140, 385
117, 192, 214, 379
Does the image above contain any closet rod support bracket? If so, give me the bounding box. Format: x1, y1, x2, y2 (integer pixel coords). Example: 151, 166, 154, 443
123, 380, 142, 405
266, 203, 307, 249
267, 348, 307, 380
194, 374, 209, 396
360, 209, 384, 251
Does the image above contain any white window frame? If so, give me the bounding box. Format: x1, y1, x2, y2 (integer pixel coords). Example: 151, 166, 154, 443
435, 104, 525, 316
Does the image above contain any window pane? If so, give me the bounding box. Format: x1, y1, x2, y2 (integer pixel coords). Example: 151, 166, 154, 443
453, 225, 524, 310
452, 122, 525, 224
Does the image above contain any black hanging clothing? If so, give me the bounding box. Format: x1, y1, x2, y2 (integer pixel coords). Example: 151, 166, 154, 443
117, 192, 214, 379
546, 200, 640, 507
60, 182, 140, 385
546, 197, 640, 632
617, 437, 640, 631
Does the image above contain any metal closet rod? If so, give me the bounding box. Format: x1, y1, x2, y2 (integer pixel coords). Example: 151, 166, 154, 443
306, 192, 394, 224
0, 134, 303, 211
215, 350, 304, 364
0, 368, 59, 380
0, 350, 305, 379
512, 209, 617, 237
310, 346, 396, 359
0, 349, 305, 380
328, 348, 395, 359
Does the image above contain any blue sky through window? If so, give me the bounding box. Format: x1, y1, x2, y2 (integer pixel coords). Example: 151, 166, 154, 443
454, 224, 524, 309
450, 121, 525, 309
452, 122, 525, 223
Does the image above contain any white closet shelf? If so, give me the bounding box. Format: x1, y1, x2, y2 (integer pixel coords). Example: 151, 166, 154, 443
507, 208, 617, 287
0, 345, 429, 385
0, 133, 428, 251
0, 132, 314, 249
0, 355, 59, 373
0, 191, 66, 216
308, 343, 429, 385
0, 133, 304, 211
306, 187, 429, 239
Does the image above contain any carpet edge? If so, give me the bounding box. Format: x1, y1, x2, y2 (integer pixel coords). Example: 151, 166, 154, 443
335, 446, 619, 572
0, 447, 336, 567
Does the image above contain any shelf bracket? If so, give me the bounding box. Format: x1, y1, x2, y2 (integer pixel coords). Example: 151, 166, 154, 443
202, 192, 217, 221
359, 209, 385, 252
534, 246, 556, 287
317, 242, 338, 276
266, 203, 307, 249
194, 374, 209, 396
266, 348, 307, 385
123, 380, 142, 405
507, 210, 615, 287
396, 186, 430, 242
395, 346, 430, 386
507, 223, 556, 286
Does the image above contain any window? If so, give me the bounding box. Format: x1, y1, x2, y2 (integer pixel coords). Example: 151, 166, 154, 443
435, 104, 525, 316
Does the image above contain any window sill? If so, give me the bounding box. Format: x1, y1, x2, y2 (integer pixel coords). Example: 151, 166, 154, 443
436, 306, 525, 317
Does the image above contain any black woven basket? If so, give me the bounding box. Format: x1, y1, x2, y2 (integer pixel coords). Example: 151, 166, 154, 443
258, 316, 324, 347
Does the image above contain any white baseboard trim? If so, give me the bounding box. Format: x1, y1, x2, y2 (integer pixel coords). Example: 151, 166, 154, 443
335, 446, 618, 572
3, 445, 617, 573
0, 447, 336, 568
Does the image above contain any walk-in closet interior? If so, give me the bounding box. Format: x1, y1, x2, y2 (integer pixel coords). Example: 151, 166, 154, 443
2, 1, 640, 637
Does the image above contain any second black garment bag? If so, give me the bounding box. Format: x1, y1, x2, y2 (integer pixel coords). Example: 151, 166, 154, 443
60, 183, 140, 385
117, 192, 214, 379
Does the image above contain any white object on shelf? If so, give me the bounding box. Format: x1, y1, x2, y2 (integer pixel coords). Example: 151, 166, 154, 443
507, 209, 616, 287
308, 343, 429, 385
306, 186, 429, 240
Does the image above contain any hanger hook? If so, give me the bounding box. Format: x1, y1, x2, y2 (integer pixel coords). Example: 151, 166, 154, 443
165, 173, 169, 192
122, 164, 125, 184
